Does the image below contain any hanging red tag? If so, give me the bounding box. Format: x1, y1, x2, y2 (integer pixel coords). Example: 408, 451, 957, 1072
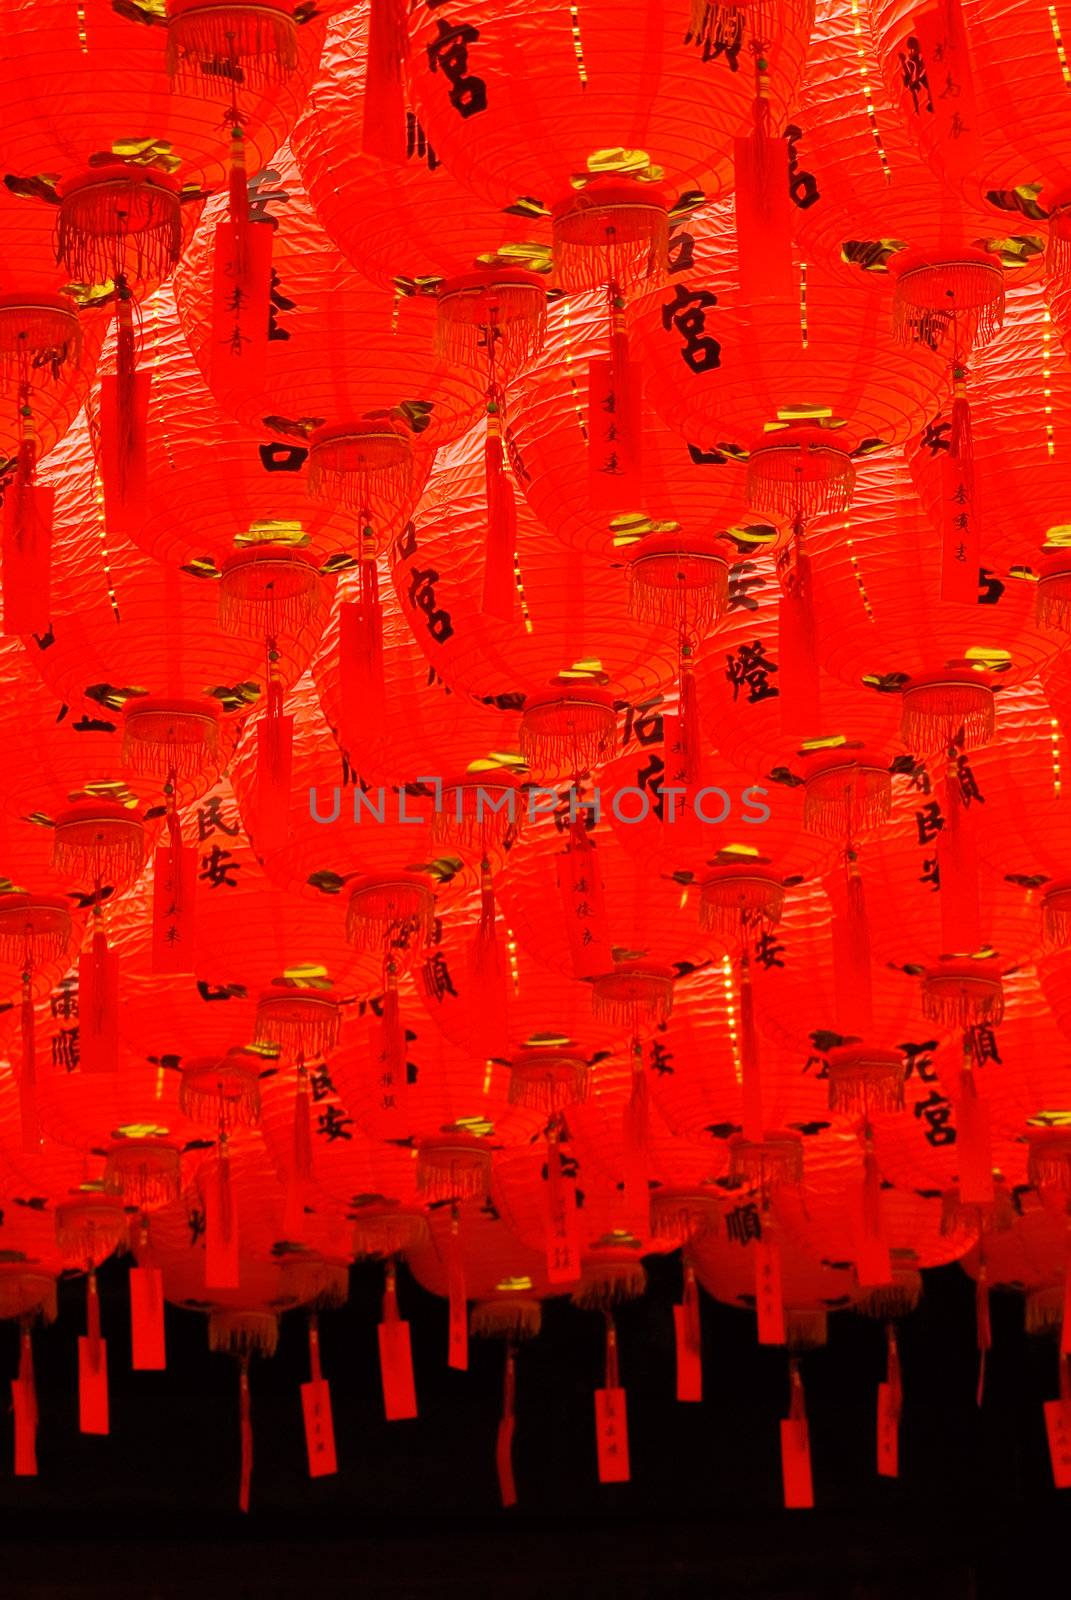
734, 134, 794, 304
78, 1337, 109, 1434
2, 479, 53, 636
377, 1319, 418, 1421
777, 544, 821, 733
556, 831, 612, 980
594, 1387, 631, 1483
152, 843, 197, 973
129, 1266, 166, 1370
673, 1303, 703, 1403
301, 1379, 338, 1477
1044, 1400, 1071, 1489
11, 1380, 37, 1476
210, 218, 273, 395
957, 1072, 994, 1204
938, 455, 979, 604
854, 1227, 893, 1289
877, 1382, 900, 1478
255, 709, 294, 854
780, 1415, 814, 1507
449, 1286, 469, 1373
755, 1239, 786, 1345
205, 1160, 240, 1290
910, 0, 982, 179
99, 370, 150, 536
79, 933, 119, 1073
496, 1412, 517, 1507
587, 342, 641, 510
1060, 1277, 1071, 1360
545, 1180, 582, 1285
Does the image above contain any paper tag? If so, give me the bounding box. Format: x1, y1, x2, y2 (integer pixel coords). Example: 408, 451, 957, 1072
496, 1417, 517, 1508
204, 1166, 240, 1291
79, 940, 119, 1073
587, 350, 641, 510
130, 1266, 166, 1370
877, 1383, 900, 1478
853, 1225, 893, 1289
755, 1240, 786, 1345
11, 1380, 37, 1475
99, 370, 150, 534
545, 1182, 582, 1285
956, 1080, 994, 1205
1044, 1400, 1071, 1489
78, 1338, 109, 1435
301, 1379, 338, 1477
556, 845, 612, 980
210, 218, 273, 395
938, 456, 979, 605
673, 1304, 703, 1403
910, 0, 982, 178
595, 1387, 630, 1483
448, 1292, 469, 1372
378, 1320, 418, 1421
2, 481, 53, 636
780, 1417, 814, 1508
152, 844, 197, 973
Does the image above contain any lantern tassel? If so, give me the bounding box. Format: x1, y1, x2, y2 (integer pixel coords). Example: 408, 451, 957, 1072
976, 1264, 991, 1409
80, 925, 119, 1073
447, 1211, 468, 1372
682, 1261, 702, 1357
2, 437, 53, 636
14, 1319, 38, 1476
623, 1044, 651, 1231
340, 562, 385, 741
483, 408, 517, 623
677, 656, 702, 789
739, 951, 765, 1142
469, 862, 509, 1057
239, 1360, 253, 1514
363, 0, 409, 163
109, 284, 147, 518
831, 859, 874, 1037
733, 37, 793, 303
256, 679, 293, 853
87, 1270, 102, 1374
284, 1065, 312, 1238
496, 1345, 518, 1508
938, 764, 981, 952
778, 536, 820, 732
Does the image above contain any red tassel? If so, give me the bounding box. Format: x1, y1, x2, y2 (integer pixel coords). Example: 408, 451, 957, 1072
545, 1130, 581, 1285
284, 1064, 312, 1238
362, 0, 409, 163
855, 1134, 892, 1286
739, 951, 765, 1142
378, 1262, 418, 1420
152, 802, 197, 973
957, 1067, 994, 1204
939, 369, 979, 604
777, 537, 820, 732
2, 440, 53, 635
976, 1262, 991, 1409
78, 1271, 109, 1435
255, 681, 293, 854
239, 1360, 253, 1513
622, 1042, 651, 1234
676, 656, 702, 789
99, 287, 149, 534
877, 1324, 901, 1477
129, 1265, 166, 1371
830, 858, 874, 1037
938, 762, 981, 952
496, 1345, 518, 1508
781, 1359, 814, 1508
210, 124, 271, 397
556, 819, 612, 980
447, 1208, 468, 1372
12, 1321, 38, 1476
483, 410, 517, 622
733, 57, 793, 305
468, 863, 510, 1057
340, 565, 385, 742
79, 927, 119, 1073
674, 1262, 703, 1402
19, 973, 38, 1152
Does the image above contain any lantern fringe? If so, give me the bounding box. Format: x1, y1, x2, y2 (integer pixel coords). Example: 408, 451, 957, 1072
54, 1202, 127, 1266
687, 0, 755, 53
591, 967, 674, 1031
0, 1272, 57, 1325
0, 916, 70, 968
921, 969, 1004, 1028
1026, 1142, 1071, 1194
122, 704, 221, 780
179, 1059, 262, 1130
627, 558, 727, 634
940, 1187, 1014, 1238
650, 1194, 720, 1244
415, 1143, 492, 1202
218, 564, 324, 640
254, 993, 341, 1060
746, 442, 854, 522
699, 874, 784, 939
1026, 1286, 1065, 1337
1047, 219, 1071, 297
1043, 889, 1071, 949
786, 1310, 828, 1352
280, 1257, 350, 1310
858, 1276, 922, 1320
891, 260, 1004, 352
352, 1207, 429, 1260
572, 1261, 647, 1311
552, 203, 669, 295
103, 1142, 181, 1208
209, 1310, 279, 1360
52, 808, 145, 884
803, 769, 891, 840
1037, 575, 1071, 633
432, 787, 518, 852
307, 431, 412, 513
0, 301, 79, 376
519, 697, 616, 776
435, 283, 547, 371
729, 1136, 803, 1190
166, 3, 299, 92
471, 1298, 542, 1342
508, 1056, 589, 1112
827, 1054, 905, 1115
346, 879, 435, 957
56, 176, 181, 286
900, 682, 994, 753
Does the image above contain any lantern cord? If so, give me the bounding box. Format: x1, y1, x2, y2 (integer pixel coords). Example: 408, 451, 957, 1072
681, 1260, 701, 1357
308, 1314, 322, 1387
886, 1322, 902, 1417
976, 1251, 991, 1409
496, 1344, 518, 1508
604, 1313, 620, 1390
239, 1358, 252, 1513
19, 942, 38, 1151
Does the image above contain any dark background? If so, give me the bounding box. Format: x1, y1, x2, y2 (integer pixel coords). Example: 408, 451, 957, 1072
0, 1256, 1064, 1597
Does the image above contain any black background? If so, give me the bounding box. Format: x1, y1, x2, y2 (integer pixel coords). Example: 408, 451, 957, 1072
0, 1255, 1065, 1597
